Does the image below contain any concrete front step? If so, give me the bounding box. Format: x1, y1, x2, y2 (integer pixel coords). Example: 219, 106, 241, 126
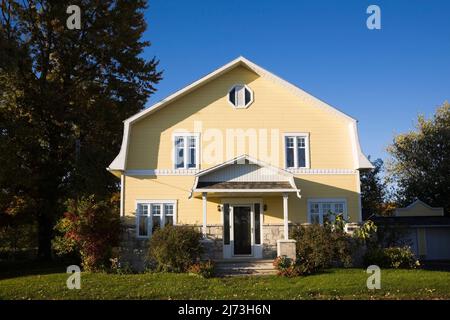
215, 259, 277, 276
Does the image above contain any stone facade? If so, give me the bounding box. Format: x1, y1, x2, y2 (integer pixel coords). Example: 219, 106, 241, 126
201, 225, 224, 260
118, 221, 148, 272
119, 218, 361, 270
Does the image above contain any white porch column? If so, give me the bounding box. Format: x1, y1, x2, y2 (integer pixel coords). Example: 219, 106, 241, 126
202, 192, 207, 237
283, 192, 289, 240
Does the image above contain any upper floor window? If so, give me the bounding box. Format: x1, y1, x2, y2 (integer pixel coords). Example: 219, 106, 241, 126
174, 133, 200, 169
284, 134, 309, 168
308, 199, 346, 225
137, 201, 176, 238
228, 85, 253, 109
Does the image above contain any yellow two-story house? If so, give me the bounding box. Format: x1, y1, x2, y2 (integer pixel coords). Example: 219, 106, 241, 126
108, 57, 373, 266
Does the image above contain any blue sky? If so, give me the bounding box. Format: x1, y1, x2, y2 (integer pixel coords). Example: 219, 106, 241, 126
142, 0, 450, 161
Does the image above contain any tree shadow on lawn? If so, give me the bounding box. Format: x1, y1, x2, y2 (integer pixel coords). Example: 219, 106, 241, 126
0, 259, 69, 280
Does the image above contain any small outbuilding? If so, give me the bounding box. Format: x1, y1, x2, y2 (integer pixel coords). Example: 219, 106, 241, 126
372, 200, 450, 261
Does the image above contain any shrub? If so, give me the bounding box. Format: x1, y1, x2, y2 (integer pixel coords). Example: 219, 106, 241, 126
364, 246, 419, 269
187, 260, 215, 278
291, 223, 354, 275
52, 195, 120, 272
148, 225, 203, 272
109, 256, 134, 274
273, 256, 299, 277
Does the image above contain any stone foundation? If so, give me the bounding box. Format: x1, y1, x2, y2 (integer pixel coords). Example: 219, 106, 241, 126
118, 219, 361, 270
117, 221, 148, 272
201, 225, 224, 260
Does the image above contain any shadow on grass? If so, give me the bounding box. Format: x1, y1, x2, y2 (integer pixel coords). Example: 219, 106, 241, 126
0, 259, 70, 280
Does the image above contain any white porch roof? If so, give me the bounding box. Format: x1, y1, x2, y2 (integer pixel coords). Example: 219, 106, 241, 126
190, 155, 301, 198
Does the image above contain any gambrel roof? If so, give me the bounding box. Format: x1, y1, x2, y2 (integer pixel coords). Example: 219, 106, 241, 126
108, 56, 373, 173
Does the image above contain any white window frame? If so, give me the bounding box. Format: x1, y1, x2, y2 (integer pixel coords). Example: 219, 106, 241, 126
227, 84, 254, 109
283, 133, 310, 169
135, 200, 177, 239
307, 198, 347, 224
172, 132, 200, 170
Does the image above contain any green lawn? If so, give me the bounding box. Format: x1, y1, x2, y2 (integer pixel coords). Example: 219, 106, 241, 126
0, 265, 449, 300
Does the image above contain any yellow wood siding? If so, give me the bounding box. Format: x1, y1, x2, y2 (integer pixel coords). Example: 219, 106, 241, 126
127, 66, 354, 170
123, 174, 359, 224
122, 65, 361, 225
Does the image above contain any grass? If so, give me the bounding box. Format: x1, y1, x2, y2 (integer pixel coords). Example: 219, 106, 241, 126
0, 264, 449, 300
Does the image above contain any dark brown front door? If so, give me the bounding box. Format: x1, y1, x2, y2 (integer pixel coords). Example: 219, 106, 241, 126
233, 206, 252, 255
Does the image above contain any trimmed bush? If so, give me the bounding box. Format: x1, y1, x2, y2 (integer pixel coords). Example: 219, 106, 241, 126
291, 223, 354, 275
148, 225, 203, 272
364, 246, 419, 269
187, 260, 215, 278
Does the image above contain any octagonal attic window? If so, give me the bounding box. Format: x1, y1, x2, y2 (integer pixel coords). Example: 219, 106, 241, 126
228, 85, 253, 109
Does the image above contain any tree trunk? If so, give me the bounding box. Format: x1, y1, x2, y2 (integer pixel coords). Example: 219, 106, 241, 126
37, 210, 54, 260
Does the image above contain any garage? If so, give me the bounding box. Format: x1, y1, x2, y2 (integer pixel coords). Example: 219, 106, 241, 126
425, 227, 450, 260
371, 199, 450, 261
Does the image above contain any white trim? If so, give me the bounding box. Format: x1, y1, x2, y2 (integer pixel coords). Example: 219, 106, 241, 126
124, 168, 357, 176
283, 133, 310, 169
202, 192, 207, 237
120, 174, 125, 217
307, 198, 348, 224
126, 169, 199, 176
287, 168, 357, 174
172, 132, 201, 170
356, 170, 362, 223
222, 198, 264, 259
107, 56, 372, 172
349, 121, 373, 169
227, 84, 254, 109
283, 193, 289, 240
135, 199, 178, 239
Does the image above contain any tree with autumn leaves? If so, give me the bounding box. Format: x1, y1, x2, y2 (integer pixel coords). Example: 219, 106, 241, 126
0, 0, 161, 259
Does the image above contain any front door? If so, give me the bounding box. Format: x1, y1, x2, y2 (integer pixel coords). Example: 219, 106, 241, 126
233, 206, 252, 255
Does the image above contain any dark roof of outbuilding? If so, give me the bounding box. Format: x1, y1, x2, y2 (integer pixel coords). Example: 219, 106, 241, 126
369, 215, 450, 227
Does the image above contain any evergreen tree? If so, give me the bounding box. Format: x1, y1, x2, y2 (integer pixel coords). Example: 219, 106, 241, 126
0, 0, 162, 259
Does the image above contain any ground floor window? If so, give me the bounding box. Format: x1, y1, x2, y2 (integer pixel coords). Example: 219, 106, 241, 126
308, 199, 347, 224
136, 200, 176, 238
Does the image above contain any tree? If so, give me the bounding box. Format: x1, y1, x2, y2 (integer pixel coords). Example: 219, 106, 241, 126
387, 102, 450, 215
360, 157, 387, 218
0, 0, 162, 259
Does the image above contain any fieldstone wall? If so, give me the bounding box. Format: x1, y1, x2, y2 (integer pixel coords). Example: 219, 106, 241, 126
201, 225, 224, 260
262, 224, 301, 258
117, 219, 148, 272
118, 218, 362, 270
118, 220, 224, 271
